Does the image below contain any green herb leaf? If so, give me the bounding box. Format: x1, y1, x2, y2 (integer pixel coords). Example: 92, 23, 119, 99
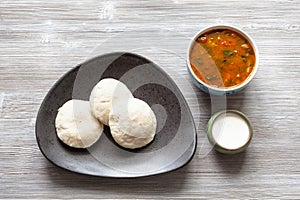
241, 55, 247, 62
247, 49, 254, 55
223, 49, 233, 57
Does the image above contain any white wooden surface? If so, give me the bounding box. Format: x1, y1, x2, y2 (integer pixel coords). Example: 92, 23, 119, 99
0, 0, 300, 199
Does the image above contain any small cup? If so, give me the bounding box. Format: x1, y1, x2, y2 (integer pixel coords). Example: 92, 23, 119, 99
187, 25, 259, 95
206, 110, 253, 154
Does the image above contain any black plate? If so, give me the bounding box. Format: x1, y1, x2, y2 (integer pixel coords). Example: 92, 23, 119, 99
35, 52, 197, 178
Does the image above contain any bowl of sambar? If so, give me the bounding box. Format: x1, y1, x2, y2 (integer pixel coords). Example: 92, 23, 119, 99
187, 25, 259, 95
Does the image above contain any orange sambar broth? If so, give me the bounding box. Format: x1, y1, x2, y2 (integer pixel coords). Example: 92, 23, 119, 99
190, 29, 255, 88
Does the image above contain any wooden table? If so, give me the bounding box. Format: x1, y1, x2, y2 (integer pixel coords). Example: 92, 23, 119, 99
1, 0, 299, 199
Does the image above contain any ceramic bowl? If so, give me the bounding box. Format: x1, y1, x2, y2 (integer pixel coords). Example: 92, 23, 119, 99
187, 25, 259, 95
206, 110, 253, 154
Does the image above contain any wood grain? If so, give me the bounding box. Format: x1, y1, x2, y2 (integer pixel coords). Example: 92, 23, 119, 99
0, 0, 299, 199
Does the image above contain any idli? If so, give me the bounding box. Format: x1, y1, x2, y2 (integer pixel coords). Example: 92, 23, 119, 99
109, 98, 157, 149
89, 78, 133, 125
55, 99, 103, 148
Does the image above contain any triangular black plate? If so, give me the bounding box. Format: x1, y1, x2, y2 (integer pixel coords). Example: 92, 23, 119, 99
35, 52, 197, 178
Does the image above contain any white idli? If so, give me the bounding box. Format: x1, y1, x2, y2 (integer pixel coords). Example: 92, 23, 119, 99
55, 99, 103, 148
89, 78, 133, 125
109, 98, 157, 149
